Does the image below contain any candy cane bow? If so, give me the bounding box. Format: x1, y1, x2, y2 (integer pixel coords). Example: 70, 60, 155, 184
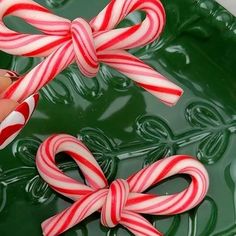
36, 135, 209, 236
0, 0, 183, 149
0, 0, 183, 103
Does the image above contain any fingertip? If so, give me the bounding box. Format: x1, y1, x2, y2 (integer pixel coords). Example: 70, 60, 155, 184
0, 99, 19, 122
0, 77, 12, 94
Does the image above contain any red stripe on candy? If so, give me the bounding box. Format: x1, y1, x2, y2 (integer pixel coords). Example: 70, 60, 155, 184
137, 82, 183, 96
35, 135, 209, 236
4, 3, 50, 16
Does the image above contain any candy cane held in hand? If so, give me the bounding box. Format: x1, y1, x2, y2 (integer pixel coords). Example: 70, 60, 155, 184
0, 0, 183, 149
0, 0, 183, 106
0, 70, 39, 149
36, 134, 209, 236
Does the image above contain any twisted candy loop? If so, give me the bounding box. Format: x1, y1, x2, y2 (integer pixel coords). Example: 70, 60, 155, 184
36, 134, 209, 236
0, 0, 183, 105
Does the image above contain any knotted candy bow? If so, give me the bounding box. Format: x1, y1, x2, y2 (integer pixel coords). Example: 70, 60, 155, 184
0, 0, 183, 149
36, 134, 209, 236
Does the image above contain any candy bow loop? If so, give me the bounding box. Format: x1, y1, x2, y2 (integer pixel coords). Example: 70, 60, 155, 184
0, 0, 182, 105
36, 134, 108, 199
0, 0, 183, 149
36, 134, 209, 236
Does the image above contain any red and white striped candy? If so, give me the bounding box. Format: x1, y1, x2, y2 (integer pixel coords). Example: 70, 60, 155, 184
36, 134, 209, 236
0, 0, 183, 105
0, 69, 39, 150
0, 93, 39, 150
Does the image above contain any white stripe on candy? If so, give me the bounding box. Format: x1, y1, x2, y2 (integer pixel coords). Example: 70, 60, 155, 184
0, 0, 183, 106
0, 93, 39, 149
36, 134, 209, 236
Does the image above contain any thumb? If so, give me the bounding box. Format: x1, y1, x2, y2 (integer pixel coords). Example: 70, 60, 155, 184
0, 76, 12, 94
0, 99, 19, 122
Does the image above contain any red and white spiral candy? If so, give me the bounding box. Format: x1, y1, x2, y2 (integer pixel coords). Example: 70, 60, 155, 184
0, 70, 39, 150
0, 94, 39, 150
36, 134, 209, 236
0, 0, 183, 105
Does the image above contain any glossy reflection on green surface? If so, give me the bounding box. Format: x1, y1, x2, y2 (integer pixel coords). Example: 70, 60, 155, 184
0, 0, 236, 235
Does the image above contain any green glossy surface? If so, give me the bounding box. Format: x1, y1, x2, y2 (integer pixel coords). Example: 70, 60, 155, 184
0, 0, 236, 235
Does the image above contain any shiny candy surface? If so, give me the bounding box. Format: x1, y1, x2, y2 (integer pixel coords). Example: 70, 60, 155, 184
0, 0, 182, 105
0, 0, 235, 235
36, 134, 209, 236
0, 69, 39, 149
0, 0, 183, 149
0, 93, 39, 149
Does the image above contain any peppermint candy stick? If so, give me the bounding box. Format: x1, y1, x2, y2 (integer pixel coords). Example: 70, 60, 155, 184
0, 0, 183, 105
0, 69, 39, 149
36, 134, 209, 236
0, 93, 39, 149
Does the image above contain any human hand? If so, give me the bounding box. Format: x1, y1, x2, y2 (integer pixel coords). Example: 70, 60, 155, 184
0, 70, 19, 122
